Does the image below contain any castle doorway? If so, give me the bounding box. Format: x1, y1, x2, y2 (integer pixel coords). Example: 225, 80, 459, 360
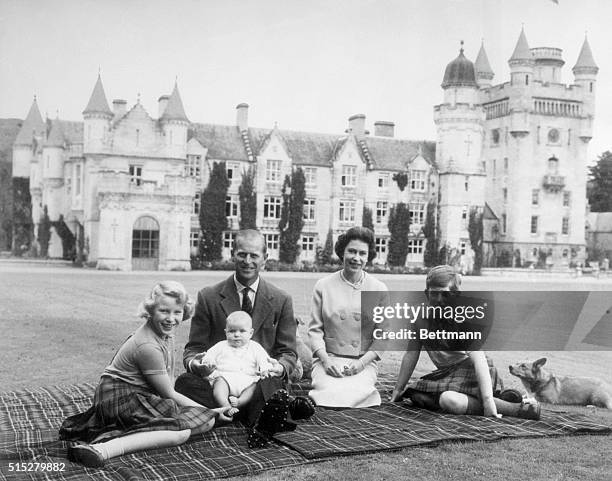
131, 216, 159, 270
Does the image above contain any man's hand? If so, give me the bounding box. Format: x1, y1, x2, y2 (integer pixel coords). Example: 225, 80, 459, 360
389, 388, 404, 402
190, 353, 216, 377
267, 358, 285, 378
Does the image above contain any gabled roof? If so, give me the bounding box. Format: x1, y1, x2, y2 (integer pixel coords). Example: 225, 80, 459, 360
45, 119, 65, 148
190, 123, 248, 161
442, 47, 477, 89
14, 98, 45, 146
250, 128, 339, 166
483, 202, 498, 220
58, 120, 84, 145
362, 137, 437, 171
160, 83, 188, 122
509, 27, 533, 62
475, 42, 494, 78
573, 36, 598, 72
83, 75, 112, 116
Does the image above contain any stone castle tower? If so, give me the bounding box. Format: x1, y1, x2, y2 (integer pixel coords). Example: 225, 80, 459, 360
436, 29, 598, 267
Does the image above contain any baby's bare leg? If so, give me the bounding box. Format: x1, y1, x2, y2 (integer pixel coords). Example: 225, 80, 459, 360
236, 383, 257, 408
212, 378, 231, 408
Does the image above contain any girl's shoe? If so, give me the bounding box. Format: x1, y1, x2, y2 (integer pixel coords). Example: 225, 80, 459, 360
517, 400, 541, 421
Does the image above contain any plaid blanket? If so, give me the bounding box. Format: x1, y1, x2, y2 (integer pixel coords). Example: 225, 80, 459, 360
0, 377, 610, 480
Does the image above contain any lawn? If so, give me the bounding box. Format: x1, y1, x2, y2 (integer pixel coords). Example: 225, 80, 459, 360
1, 265, 611, 480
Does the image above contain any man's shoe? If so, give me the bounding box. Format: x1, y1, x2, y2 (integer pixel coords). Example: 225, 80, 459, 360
288, 396, 316, 421
69, 444, 106, 467
517, 400, 541, 421
247, 389, 290, 448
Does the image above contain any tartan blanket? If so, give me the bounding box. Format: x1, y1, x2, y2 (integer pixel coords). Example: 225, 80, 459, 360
0, 377, 610, 480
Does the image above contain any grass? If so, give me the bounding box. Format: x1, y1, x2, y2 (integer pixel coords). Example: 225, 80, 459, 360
1, 265, 611, 480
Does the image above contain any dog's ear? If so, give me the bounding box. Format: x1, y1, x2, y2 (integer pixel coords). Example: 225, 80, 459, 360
533, 357, 547, 370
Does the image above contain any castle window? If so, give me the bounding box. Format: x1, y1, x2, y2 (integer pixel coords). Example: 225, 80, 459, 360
226, 162, 240, 181
410, 170, 426, 191
303, 198, 316, 221
225, 195, 239, 218
129, 165, 142, 186
408, 239, 424, 255
378, 173, 390, 188
502, 214, 507, 234
563, 191, 571, 207
532, 189, 539, 206
304, 167, 317, 186
464, 176, 469, 192
503, 188, 507, 203
409, 202, 426, 226
302, 235, 315, 252
525, 75, 529, 85
136, 129, 140, 146
375, 237, 387, 255
376, 201, 388, 224
339, 200, 356, 222
492, 159, 496, 175
263, 196, 282, 219
504, 157, 508, 172
341, 165, 357, 187
75, 163, 82, 196
190, 231, 200, 248
265, 233, 279, 251
548, 156, 559, 174
461, 205, 468, 227
266, 160, 281, 183
530, 216, 538, 234
460, 240, 467, 255
193, 192, 201, 215
186, 155, 202, 178
562, 217, 569, 235
568, 129, 571, 146
590, 82, 593, 93
223, 231, 236, 249
537, 126, 541, 144
491, 129, 500, 145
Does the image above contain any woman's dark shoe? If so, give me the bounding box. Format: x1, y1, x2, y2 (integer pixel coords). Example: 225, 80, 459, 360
517, 400, 541, 421
247, 389, 290, 448
288, 395, 316, 421
69, 443, 106, 467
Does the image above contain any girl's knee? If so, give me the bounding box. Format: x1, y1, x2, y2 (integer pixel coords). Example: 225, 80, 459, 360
439, 391, 468, 414
174, 429, 191, 445
190, 418, 215, 436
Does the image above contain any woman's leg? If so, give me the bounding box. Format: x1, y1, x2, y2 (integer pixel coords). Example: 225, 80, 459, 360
439, 391, 538, 419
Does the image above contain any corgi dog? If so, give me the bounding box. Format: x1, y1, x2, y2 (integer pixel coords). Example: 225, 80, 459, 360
509, 358, 612, 409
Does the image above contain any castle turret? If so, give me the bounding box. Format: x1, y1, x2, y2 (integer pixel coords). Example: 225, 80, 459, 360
159, 82, 188, 159
573, 36, 598, 130
41, 119, 66, 257
83, 74, 112, 153
435, 43, 485, 252
508, 27, 534, 87
474, 42, 494, 89
12, 97, 45, 178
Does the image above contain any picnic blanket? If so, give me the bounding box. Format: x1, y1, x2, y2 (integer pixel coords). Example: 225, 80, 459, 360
0, 377, 610, 480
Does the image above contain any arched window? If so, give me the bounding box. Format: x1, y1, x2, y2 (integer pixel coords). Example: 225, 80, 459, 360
132, 216, 160, 268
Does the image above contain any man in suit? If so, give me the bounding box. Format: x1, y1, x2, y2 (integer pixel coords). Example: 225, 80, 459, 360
175, 229, 312, 428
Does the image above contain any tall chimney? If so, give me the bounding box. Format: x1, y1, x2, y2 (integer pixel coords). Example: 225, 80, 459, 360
158, 95, 169, 118
348, 114, 366, 138
236, 103, 249, 131
112, 99, 127, 121
374, 121, 395, 138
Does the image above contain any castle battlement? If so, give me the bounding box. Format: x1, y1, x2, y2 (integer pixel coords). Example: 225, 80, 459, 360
97, 171, 194, 197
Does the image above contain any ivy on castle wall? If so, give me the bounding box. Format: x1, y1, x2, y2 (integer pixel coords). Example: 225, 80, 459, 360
0, 164, 12, 250
11, 177, 32, 255
238, 165, 257, 230
423, 200, 439, 267
199, 161, 229, 262
279, 167, 305, 264
38, 205, 51, 258
392, 172, 408, 191
387, 202, 411, 267
468, 206, 484, 274
362, 206, 373, 232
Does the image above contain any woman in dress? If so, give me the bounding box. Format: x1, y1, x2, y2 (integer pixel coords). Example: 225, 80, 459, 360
308, 226, 388, 408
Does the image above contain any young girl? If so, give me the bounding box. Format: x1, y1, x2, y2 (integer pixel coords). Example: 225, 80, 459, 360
59, 281, 229, 468
202, 311, 275, 416
390, 265, 541, 420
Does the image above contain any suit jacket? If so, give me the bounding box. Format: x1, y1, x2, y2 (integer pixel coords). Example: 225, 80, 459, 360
183, 275, 297, 378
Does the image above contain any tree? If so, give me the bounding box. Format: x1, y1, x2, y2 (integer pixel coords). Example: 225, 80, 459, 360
316, 229, 334, 266
387, 202, 411, 267
392, 172, 408, 191
199, 161, 230, 262
279, 168, 306, 263
468, 206, 484, 275
51, 214, 76, 260
239, 165, 257, 229
11, 177, 32, 255
423, 200, 438, 267
38, 205, 51, 258
362, 206, 374, 231
588, 151, 612, 212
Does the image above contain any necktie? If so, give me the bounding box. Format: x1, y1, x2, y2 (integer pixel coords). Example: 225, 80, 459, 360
242, 287, 253, 314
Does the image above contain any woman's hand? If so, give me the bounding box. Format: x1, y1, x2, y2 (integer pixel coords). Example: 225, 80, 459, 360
482, 397, 499, 418
343, 358, 366, 376
322, 359, 344, 377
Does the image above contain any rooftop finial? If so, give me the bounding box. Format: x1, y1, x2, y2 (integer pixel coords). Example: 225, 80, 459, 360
460, 40, 464, 54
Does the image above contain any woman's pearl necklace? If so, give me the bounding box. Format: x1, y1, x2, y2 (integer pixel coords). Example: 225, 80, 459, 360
340, 270, 365, 289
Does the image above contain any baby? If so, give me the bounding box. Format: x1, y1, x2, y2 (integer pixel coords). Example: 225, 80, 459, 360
202, 311, 275, 416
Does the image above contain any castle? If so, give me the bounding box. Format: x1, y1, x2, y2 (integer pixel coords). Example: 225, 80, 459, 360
10, 29, 597, 270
